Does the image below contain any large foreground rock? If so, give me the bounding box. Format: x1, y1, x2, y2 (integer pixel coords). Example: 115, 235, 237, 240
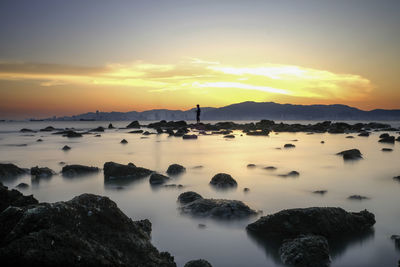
279, 235, 330, 267
0, 163, 27, 178
104, 162, 153, 180
0, 182, 38, 212
246, 207, 375, 239
0, 191, 176, 266
62, 165, 100, 177
177, 192, 257, 219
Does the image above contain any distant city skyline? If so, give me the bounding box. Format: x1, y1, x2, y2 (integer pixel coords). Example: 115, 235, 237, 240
1, 0, 399, 119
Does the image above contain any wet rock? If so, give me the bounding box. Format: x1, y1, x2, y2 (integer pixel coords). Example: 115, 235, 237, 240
348, 195, 369, 200
223, 134, 235, 138
0, 193, 176, 266
337, 149, 362, 160
178, 191, 203, 204
321, 141, 325, 144
149, 173, 170, 185
279, 171, 300, 177
16, 183, 29, 189
166, 164, 186, 175
126, 120, 140, 128
346, 136, 354, 139
62, 145, 71, 151
264, 166, 277, 170
0, 182, 38, 212
20, 128, 36, 133
108, 123, 114, 129
379, 136, 395, 144
209, 173, 237, 188
39, 126, 55, 132
183, 134, 198, 140
128, 130, 143, 134
279, 235, 330, 267
0, 163, 27, 178
90, 126, 105, 132
36, 139, 43, 142
382, 148, 393, 152
30, 166, 55, 178
184, 259, 213, 267
358, 132, 370, 137
104, 162, 153, 180
143, 131, 151, 136
178, 192, 257, 219
313, 190, 327, 195
62, 165, 99, 177
120, 139, 128, 144
246, 207, 375, 239
284, 144, 296, 148
247, 164, 256, 168
64, 130, 82, 138
379, 133, 390, 139
396, 136, 400, 142
246, 130, 270, 136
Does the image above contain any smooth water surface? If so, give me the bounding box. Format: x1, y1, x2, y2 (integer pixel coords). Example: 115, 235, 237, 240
0, 121, 399, 267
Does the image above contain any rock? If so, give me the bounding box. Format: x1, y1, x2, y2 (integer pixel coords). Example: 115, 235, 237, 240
348, 195, 369, 200
30, 166, 55, 178
108, 123, 114, 129
65, 131, 82, 138
394, 176, 400, 181
16, 183, 29, 189
313, 190, 327, 195
0, 163, 27, 178
336, 149, 362, 160
104, 162, 153, 180
0, 192, 176, 266
20, 128, 36, 133
59, 162, 66, 165
166, 164, 186, 175
177, 192, 257, 219
223, 134, 235, 138
209, 173, 237, 188
177, 191, 203, 204
62, 145, 71, 151
321, 141, 325, 144
0, 182, 38, 212
183, 134, 198, 140
198, 224, 207, 229
396, 136, 400, 142
129, 130, 144, 134
39, 126, 56, 132
120, 139, 128, 144
94, 134, 101, 137
143, 131, 151, 136
192, 165, 204, 169
358, 132, 369, 137
346, 136, 354, 139
264, 166, 277, 170
279, 171, 300, 177
247, 164, 256, 168
246, 207, 375, 239
382, 148, 393, 152
246, 130, 270, 136
61, 165, 99, 177
391, 235, 400, 248
126, 120, 140, 128
279, 235, 330, 267
379, 136, 395, 143
379, 133, 390, 138
184, 259, 213, 267
284, 144, 296, 148
149, 173, 170, 185
90, 126, 105, 132
156, 127, 163, 134
244, 187, 250, 192
163, 184, 183, 189
36, 139, 43, 142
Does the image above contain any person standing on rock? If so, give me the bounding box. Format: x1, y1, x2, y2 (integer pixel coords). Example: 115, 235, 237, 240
196, 104, 201, 124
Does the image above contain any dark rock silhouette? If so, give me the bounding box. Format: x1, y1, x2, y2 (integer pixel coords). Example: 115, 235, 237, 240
166, 164, 186, 175
90, 126, 105, 132
149, 173, 170, 185
184, 259, 213, 267
104, 162, 153, 180
183, 134, 198, 139
39, 126, 56, 132
0, 182, 38, 212
20, 128, 36, 133
209, 173, 237, 188
62, 165, 99, 177
62, 145, 71, 151
126, 120, 140, 128
337, 149, 362, 160
379, 136, 395, 143
178, 191, 203, 204
129, 130, 144, 134
382, 148, 393, 152
279, 171, 300, 177
16, 183, 29, 189
120, 139, 128, 144
313, 190, 327, 195
0, 163, 27, 178
30, 166, 55, 178
348, 195, 369, 200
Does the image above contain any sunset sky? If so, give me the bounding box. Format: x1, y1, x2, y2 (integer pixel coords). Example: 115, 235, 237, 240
1, 0, 399, 119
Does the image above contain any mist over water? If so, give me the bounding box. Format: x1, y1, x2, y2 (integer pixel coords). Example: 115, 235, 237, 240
0, 120, 399, 267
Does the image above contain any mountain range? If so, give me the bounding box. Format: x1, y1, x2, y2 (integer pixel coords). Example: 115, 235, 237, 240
49, 101, 400, 121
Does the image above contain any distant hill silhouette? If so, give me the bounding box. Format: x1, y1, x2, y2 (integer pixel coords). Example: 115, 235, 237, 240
51, 101, 400, 121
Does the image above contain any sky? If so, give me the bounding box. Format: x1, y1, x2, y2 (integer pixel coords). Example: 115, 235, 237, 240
0, 0, 399, 119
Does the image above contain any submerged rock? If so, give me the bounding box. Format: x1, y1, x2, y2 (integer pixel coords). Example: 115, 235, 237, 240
246, 207, 375, 239
129, 130, 144, 134
391, 235, 400, 249
209, 173, 237, 188
264, 166, 277, 170
247, 164, 256, 168
177, 192, 257, 219
62, 164, 100, 177
313, 190, 327, 195
166, 164, 186, 175
0, 182, 38, 212
184, 259, 213, 267
149, 173, 170, 185
0, 163, 27, 178
64, 131, 83, 138
379, 136, 395, 144
394, 176, 400, 182
223, 134, 235, 138
36, 139, 43, 142
182, 134, 198, 140
279, 235, 330, 267
30, 166, 55, 178
336, 149, 362, 160
284, 144, 296, 148
104, 162, 153, 180
246, 130, 270, 136
382, 148, 393, 152
0, 191, 176, 266
279, 171, 300, 177
348, 195, 369, 200
358, 132, 370, 137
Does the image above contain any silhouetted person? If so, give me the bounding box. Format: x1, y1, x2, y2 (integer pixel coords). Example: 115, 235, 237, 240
196, 104, 201, 124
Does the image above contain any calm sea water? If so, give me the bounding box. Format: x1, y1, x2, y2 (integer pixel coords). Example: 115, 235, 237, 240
0, 120, 399, 267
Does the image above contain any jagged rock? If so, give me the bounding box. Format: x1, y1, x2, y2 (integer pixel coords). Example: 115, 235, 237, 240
149, 173, 170, 185
16, 183, 29, 189
166, 164, 186, 175
348, 195, 369, 200
0, 163, 27, 178
62, 145, 71, 151
177, 192, 256, 219
182, 134, 198, 140
246, 207, 375, 239
184, 259, 213, 267
129, 130, 144, 134
337, 149, 362, 160
0, 182, 38, 212
279, 235, 330, 267
90, 126, 105, 132
120, 139, 128, 144
379, 136, 395, 143
104, 162, 153, 180
126, 121, 140, 128
0, 192, 176, 266
62, 165, 99, 177
284, 144, 296, 148
209, 173, 237, 188
30, 166, 55, 178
